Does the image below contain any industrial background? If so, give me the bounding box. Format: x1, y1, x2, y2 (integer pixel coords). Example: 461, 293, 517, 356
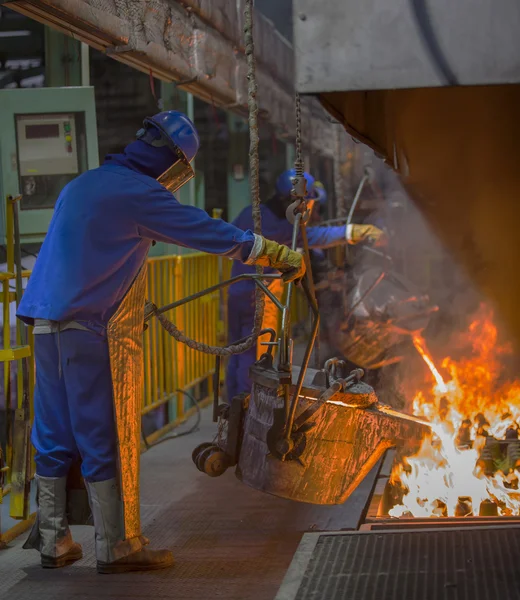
2, 0, 516, 598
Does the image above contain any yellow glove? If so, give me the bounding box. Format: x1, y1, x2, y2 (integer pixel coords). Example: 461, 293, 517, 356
348, 224, 386, 247
249, 236, 306, 282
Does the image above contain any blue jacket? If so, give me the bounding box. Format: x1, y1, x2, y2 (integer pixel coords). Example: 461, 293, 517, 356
229, 204, 346, 299
18, 140, 255, 331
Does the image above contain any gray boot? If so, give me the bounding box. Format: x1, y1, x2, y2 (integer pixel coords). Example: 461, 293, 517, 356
23, 475, 83, 568
86, 478, 173, 574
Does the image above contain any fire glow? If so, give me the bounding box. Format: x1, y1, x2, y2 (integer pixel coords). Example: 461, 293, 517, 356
389, 305, 520, 518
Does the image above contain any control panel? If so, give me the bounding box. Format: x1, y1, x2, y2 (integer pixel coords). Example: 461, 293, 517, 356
15, 112, 84, 210
16, 113, 79, 178
0, 87, 99, 241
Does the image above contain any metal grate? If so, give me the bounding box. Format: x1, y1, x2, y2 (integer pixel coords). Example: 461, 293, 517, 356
283, 527, 520, 600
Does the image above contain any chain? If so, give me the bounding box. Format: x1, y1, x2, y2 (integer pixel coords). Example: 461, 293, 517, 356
294, 93, 303, 177
244, 0, 265, 337
154, 0, 264, 356
334, 128, 346, 218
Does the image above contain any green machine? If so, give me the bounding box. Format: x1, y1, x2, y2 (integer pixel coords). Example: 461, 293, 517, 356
0, 86, 99, 244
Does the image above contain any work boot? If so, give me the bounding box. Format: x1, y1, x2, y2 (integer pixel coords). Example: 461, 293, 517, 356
86, 478, 174, 574
23, 475, 83, 568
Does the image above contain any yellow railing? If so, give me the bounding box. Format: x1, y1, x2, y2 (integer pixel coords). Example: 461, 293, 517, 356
142, 253, 231, 440
0, 197, 35, 528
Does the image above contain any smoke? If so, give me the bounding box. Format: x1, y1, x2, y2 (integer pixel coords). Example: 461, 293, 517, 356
358, 165, 520, 408
375, 166, 481, 337
332, 162, 485, 407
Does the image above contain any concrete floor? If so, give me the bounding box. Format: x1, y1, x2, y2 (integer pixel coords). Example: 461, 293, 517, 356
0, 407, 375, 600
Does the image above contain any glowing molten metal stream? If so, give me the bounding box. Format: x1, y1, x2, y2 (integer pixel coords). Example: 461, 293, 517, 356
412, 335, 448, 394
390, 306, 520, 518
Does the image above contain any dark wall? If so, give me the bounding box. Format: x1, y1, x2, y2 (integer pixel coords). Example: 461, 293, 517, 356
90, 49, 160, 161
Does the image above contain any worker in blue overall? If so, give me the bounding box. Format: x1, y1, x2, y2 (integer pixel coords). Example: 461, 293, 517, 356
17, 111, 304, 574
226, 169, 384, 402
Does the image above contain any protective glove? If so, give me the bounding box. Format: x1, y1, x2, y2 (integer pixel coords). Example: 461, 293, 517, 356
347, 224, 386, 247
248, 236, 306, 282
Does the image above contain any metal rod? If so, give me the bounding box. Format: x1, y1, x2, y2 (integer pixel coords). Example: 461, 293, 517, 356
298, 218, 320, 368
362, 246, 393, 262
279, 213, 301, 370
290, 368, 364, 432
283, 275, 320, 445
233, 328, 277, 356
320, 217, 351, 226
386, 306, 439, 327
12, 200, 27, 352
81, 42, 90, 86
341, 171, 370, 316
151, 273, 280, 319
344, 270, 386, 324
10, 196, 31, 519
213, 355, 221, 423
347, 172, 369, 233
255, 280, 285, 311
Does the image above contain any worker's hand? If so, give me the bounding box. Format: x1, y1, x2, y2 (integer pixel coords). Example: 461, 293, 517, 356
347, 224, 386, 247
250, 237, 306, 282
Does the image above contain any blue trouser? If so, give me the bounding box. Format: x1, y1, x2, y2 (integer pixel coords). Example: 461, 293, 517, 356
32, 329, 117, 482
225, 293, 256, 402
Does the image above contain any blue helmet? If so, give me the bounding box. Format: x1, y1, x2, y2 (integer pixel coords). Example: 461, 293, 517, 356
137, 110, 200, 163
276, 169, 315, 199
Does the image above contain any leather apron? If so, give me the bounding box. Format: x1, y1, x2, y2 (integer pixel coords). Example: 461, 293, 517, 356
106, 265, 148, 541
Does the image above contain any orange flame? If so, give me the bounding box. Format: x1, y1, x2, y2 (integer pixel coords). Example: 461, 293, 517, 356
390, 305, 520, 518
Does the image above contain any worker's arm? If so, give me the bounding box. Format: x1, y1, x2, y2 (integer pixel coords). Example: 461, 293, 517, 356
238, 208, 347, 251
305, 225, 347, 249
136, 187, 255, 261
306, 224, 385, 248
135, 188, 305, 280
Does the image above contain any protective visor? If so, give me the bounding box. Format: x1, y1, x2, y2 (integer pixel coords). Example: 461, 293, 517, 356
157, 156, 194, 194
137, 117, 195, 194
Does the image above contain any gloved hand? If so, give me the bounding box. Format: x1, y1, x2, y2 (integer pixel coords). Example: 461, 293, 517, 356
347, 224, 386, 247
249, 237, 306, 282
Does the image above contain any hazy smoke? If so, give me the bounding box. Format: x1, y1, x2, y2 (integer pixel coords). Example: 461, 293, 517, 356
325, 161, 495, 408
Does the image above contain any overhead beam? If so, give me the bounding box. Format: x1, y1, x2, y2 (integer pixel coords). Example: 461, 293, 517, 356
6, 0, 341, 158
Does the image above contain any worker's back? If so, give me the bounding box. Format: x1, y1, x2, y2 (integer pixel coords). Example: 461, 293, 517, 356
18, 163, 156, 329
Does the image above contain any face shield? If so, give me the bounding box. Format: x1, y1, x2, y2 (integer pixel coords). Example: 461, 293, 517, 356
156, 154, 194, 194
137, 118, 195, 194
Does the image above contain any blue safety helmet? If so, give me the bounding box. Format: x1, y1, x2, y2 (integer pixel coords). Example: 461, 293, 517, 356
136, 111, 200, 193
137, 111, 200, 163
276, 169, 315, 200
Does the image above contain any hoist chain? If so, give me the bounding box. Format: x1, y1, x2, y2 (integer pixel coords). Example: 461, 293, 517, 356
291, 93, 307, 201
294, 93, 303, 178
151, 0, 265, 356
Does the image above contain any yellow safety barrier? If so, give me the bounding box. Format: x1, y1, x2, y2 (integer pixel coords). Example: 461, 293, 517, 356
142, 253, 231, 442
0, 197, 35, 531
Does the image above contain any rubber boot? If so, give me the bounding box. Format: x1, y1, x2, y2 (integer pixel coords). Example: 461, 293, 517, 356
23, 475, 83, 568
86, 478, 174, 574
